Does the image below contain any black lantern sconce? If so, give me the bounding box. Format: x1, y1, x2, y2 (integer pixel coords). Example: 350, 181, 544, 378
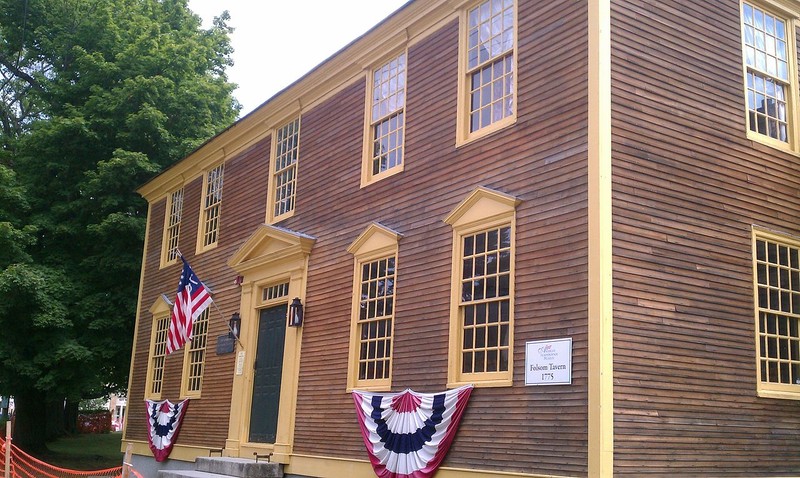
288, 298, 304, 327
229, 312, 241, 339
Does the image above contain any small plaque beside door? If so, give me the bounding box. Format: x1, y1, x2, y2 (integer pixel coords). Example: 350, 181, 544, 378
216, 334, 236, 355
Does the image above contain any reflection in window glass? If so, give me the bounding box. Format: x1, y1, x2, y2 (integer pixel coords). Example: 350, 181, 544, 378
742, 2, 790, 143
460, 225, 512, 374
273, 118, 300, 219
755, 235, 800, 387
357, 256, 396, 382
370, 53, 406, 178
164, 188, 183, 262
466, 0, 514, 133
202, 165, 224, 248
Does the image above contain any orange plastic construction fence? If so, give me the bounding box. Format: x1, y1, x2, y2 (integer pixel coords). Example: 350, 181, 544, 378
0, 436, 143, 478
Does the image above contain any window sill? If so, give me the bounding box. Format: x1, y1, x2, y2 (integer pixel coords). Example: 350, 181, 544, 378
757, 387, 800, 400
456, 115, 517, 149
360, 165, 404, 189
447, 377, 512, 389
747, 131, 800, 157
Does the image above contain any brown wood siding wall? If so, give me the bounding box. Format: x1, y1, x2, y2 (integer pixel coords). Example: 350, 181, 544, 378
279, 1, 590, 475
127, 137, 271, 447
129, 0, 590, 475
611, 0, 800, 474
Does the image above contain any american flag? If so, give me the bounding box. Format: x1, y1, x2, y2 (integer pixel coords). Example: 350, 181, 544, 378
167, 257, 212, 355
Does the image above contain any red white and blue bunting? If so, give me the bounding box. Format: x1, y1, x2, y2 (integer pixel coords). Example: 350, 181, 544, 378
145, 399, 189, 462
352, 385, 473, 478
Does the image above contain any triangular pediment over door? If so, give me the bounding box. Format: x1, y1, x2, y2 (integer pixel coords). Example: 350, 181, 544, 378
227, 225, 315, 275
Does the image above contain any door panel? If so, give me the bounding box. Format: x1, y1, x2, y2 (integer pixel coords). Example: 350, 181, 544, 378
249, 305, 286, 443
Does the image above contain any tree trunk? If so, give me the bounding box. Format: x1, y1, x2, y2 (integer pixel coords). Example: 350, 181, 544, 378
45, 398, 66, 441
12, 389, 48, 452
64, 399, 79, 435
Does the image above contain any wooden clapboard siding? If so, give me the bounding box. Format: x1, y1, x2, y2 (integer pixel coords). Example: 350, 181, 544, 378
611, 0, 800, 474
126, 137, 271, 448
276, 0, 591, 475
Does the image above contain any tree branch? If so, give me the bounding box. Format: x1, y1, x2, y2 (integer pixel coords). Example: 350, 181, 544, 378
0, 54, 44, 94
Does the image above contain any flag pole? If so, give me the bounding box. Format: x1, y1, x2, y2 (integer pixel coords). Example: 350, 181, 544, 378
174, 250, 243, 349
210, 300, 244, 349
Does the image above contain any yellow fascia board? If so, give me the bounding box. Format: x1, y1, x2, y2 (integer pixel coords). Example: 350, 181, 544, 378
137, 0, 472, 205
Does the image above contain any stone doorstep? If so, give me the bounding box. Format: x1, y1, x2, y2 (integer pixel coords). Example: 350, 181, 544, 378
158, 457, 283, 478
198, 456, 283, 478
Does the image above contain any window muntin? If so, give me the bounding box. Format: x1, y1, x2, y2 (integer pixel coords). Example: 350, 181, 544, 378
182, 308, 210, 396
754, 232, 800, 396
466, 0, 515, 134
162, 188, 183, 266
356, 255, 396, 385
201, 164, 224, 249
263, 282, 290, 302
271, 118, 300, 221
366, 53, 406, 183
459, 226, 511, 375
147, 315, 170, 398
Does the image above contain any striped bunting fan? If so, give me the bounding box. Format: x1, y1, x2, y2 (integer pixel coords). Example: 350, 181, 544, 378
352, 385, 473, 478
146, 399, 189, 462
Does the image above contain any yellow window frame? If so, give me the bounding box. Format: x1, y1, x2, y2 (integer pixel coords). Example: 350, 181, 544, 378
267, 116, 302, 224
739, 0, 800, 155
346, 223, 402, 391
180, 308, 210, 398
456, 0, 518, 146
145, 296, 172, 400
160, 188, 184, 268
445, 187, 520, 388
196, 163, 224, 253
752, 226, 800, 400
361, 51, 408, 187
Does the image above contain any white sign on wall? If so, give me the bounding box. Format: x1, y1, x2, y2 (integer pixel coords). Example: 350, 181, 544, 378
525, 338, 572, 386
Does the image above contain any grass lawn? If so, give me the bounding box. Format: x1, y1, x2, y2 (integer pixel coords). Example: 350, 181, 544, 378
37, 432, 124, 470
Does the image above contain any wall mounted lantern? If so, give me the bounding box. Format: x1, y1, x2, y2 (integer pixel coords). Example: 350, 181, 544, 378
288, 298, 304, 327
229, 312, 241, 339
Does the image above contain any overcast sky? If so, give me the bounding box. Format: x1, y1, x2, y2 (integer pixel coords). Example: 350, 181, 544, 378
187, 1, 410, 117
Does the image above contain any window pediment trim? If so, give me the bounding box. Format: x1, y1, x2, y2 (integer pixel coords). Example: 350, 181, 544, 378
149, 294, 173, 315
347, 222, 402, 257
444, 186, 521, 228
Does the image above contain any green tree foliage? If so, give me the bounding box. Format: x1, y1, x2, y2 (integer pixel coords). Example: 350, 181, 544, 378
0, 0, 239, 448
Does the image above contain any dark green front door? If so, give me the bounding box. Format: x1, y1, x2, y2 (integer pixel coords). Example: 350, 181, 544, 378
249, 305, 286, 443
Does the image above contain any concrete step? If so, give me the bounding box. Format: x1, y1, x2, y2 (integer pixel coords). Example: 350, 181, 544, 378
157, 457, 283, 478
159, 471, 229, 478
196, 457, 283, 478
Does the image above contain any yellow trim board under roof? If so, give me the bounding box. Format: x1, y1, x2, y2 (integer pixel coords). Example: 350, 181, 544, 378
137, 0, 476, 204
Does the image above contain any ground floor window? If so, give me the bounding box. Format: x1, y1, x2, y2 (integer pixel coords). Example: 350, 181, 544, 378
753, 228, 800, 399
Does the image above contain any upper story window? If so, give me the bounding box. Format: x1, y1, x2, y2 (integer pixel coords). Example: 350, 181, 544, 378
161, 188, 184, 267
458, 0, 517, 145
445, 187, 519, 388
199, 164, 224, 251
753, 228, 800, 400
181, 308, 210, 397
362, 53, 407, 186
269, 117, 301, 222
346, 223, 401, 391
741, 1, 799, 153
